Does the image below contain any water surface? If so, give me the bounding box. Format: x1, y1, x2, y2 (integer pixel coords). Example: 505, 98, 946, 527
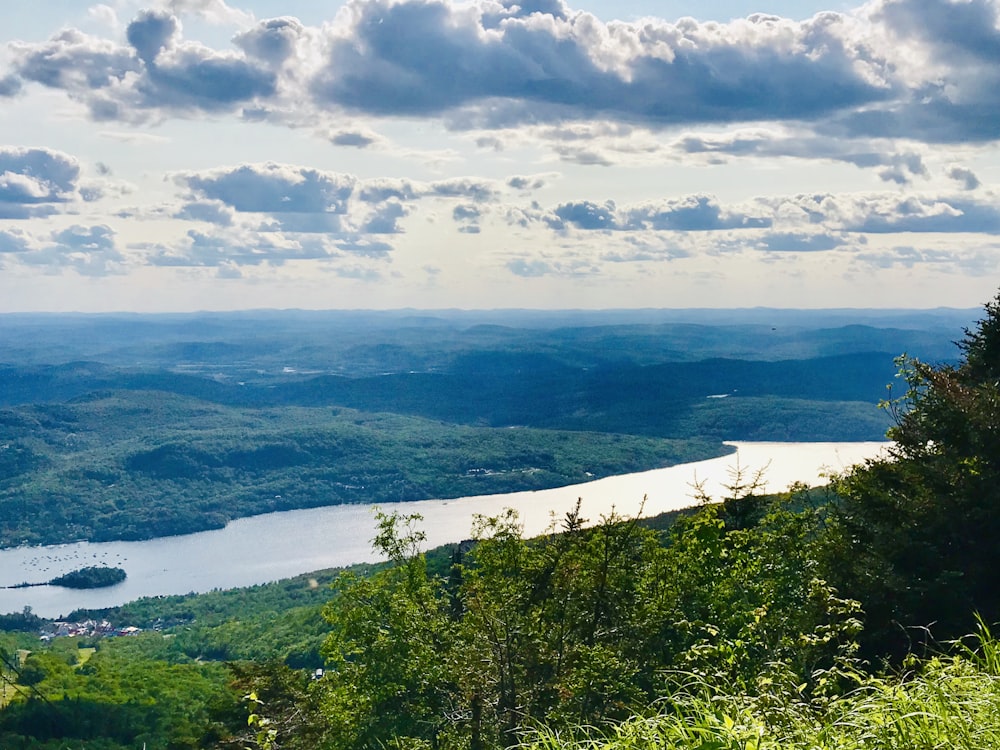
0, 441, 888, 618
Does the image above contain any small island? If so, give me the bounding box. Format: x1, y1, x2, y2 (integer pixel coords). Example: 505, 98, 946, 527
49, 566, 127, 589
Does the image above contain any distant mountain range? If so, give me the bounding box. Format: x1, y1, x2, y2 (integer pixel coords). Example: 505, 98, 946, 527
0, 308, 970, 547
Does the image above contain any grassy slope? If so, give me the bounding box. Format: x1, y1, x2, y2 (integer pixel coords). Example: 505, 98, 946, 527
522, 635, 1000, 750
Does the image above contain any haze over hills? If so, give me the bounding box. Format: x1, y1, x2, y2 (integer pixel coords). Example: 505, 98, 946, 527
0, 308, 973, 548
0, 306, 973, 374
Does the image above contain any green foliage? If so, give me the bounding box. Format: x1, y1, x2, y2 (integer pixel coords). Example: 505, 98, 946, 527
0, 639, 239, 749
520, 624, 1000, 750
824, 290, 1000, 657
679, 396, 891, 441
319, 511, 456, 749
312, 490, 859, 749
68, 569, 364, 668
227, 662, 329, 750
0, 608, 43, 633
49, 565, 126, 589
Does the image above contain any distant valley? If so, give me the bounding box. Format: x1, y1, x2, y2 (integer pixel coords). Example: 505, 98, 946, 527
0, 308, 974, 548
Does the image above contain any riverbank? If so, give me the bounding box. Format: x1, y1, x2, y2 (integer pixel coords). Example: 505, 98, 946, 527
0, 441, 889, 619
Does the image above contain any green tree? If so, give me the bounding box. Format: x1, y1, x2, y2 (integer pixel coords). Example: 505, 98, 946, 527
825, 290, 1000, 657
312, 490, 854, 749
320, 511, 456, 749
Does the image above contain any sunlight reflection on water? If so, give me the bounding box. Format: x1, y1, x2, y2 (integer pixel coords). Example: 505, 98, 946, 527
0, 441, 889, 618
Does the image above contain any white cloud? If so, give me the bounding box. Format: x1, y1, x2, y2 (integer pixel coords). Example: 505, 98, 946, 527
4, 1, 1000, 310
177, 162, 355, 214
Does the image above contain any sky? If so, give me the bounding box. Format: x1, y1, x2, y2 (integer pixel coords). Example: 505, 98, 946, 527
0, 0, 998, 312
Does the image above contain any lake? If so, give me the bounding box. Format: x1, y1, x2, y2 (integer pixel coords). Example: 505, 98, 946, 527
0, 441, 889, 619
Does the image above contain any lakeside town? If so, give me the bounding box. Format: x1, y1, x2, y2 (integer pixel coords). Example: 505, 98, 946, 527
39, 619, 143, 641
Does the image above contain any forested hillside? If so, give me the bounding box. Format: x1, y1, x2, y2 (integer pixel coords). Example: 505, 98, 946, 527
0, 394, 721, 547
0, 309, 960, 547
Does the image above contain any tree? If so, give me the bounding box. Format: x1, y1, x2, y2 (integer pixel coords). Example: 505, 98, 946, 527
825, 290, 1000, 658
319, 511, 456, 749
312, 490, 856, 749
315, 505, 666, 749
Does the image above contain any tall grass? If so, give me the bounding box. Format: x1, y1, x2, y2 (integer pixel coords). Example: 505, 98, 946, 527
520, 623, 1000, 750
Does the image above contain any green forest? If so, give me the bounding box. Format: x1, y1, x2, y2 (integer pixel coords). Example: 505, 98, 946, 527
0, 395, 724, 548
2, 297, 999, 748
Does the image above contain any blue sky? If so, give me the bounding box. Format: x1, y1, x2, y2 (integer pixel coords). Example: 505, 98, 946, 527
0, 0, 997, 312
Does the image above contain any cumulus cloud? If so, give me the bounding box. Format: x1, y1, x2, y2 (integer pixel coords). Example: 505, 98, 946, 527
178, 163, 355, 214
848, 197, 1000, 234
0, 148, 79, 203
506, 255, 597, 277
174, 199, 235, 225
257, 213, 348, 234
452, 203, 482, 233
356, 176, 500, 204
538, 195, 771, 232
429, 178, 499, 202
144, 228, 338, 268
328, 129, 382, 148
854, 245, 998, 275
7, 0, 1000, 147
137, 47, 275, 113
676, 129, 929, 183
173, 164, 505, 245
500, 0, 569, 21
757, 232, 851, 252
507, 258, 555, 277
625, 197, 772, 231
0, 75, 22, 97
356, 179, 417, 204
552, 146, 614, 167
453, 204, 482, 222
552, 200, 617, 230
11, 28, 139, 92
9, 11, 276, 122
772, 193, 1000, 234
165, 162, 515, 271
507, 174, 550, 191
0, 228, 31, 254
815, 0, 1000, 142
0, 147, 87, 218
310, 0, 889, 129
947, 165, 981, 191
874, 0, 1000, 66
511, 189, 1000, 247
233, 17, 305, 67
10, 224, 126, 276
162, 0, 254, 25
52, 224, 117, 251
126, 10, 179, 64
602, 235, 690, 262
334, 237, 394, 258
361, 201, 408, 233
313, 0, 1000, 143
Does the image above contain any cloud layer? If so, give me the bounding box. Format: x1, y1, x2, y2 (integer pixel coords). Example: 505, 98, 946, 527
0, 0, 998, 141
2, 0, 999, 306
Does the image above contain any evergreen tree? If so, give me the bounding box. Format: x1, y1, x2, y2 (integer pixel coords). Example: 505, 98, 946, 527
826, 290, 1000, 657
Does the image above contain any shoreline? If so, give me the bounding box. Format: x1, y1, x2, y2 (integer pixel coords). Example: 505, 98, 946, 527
0, 441, 890, 618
